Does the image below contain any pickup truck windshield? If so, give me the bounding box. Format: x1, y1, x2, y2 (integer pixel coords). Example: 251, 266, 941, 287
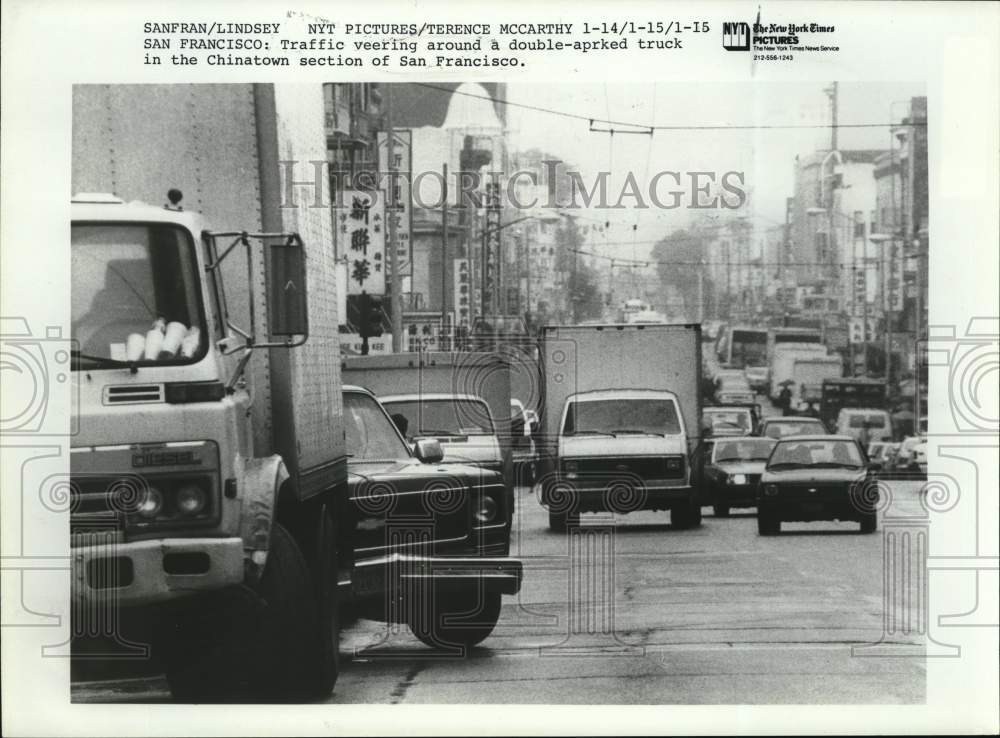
382, 398, 494, 438
563, 398, 682, 436
344, 392, 410, 461
71, 224, 205, 368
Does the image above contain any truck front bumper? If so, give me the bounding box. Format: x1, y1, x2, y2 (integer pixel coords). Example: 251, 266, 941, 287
351, 553, 523, 601
71, 536, 245, 607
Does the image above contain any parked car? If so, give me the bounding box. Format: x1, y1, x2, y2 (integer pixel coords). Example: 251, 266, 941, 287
756, 435, 882, 535
912, 441, 928, 478
758, 416, 828, 439
892, 435, 927, 478
692, 436, 777, 516
701, 405, 759, 437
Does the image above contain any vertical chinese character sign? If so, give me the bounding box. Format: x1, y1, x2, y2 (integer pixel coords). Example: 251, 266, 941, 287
377, 130, 412, 277
338, 190, 385, 295
454, 258, 471, 332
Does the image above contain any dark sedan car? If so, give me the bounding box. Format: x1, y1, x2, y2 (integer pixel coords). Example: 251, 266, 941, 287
692, 436, 777, 516
756, 435, 881, 535
757, 416, 828, 439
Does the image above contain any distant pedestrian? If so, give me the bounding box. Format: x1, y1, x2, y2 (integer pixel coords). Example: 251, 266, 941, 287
778, 386, 793, 416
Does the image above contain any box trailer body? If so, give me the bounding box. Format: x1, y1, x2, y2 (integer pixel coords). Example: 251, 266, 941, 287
769, 343, 830, 400
791, 356, 843, 405
535, 324, 703, 529
69, 83, 347, 699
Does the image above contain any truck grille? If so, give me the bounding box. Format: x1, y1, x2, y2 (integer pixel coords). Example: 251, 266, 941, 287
566, 456, 685, 480
351, 479, 475, 556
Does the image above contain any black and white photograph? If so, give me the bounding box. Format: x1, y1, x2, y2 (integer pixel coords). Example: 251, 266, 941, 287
1, 2, 997, 735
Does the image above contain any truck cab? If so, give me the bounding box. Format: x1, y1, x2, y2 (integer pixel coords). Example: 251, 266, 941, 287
539, 388, 701, 530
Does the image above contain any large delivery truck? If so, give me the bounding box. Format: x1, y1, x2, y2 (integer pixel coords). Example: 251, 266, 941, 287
791, 355, 843, 405
769, 343, 831, 401
534, 324, 703, 531
69, 84, 522, 702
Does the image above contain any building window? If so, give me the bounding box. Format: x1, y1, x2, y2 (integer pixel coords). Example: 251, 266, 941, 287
853, 211, 865, 238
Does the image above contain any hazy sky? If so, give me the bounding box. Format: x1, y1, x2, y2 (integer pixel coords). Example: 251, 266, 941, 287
507, 81, 926, 260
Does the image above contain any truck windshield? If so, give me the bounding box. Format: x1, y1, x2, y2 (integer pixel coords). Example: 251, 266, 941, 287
563, 398, 682, 436
382, 398, 494, 437
730, 330, 768, 366
344, 392, 410, 461
71, 224, 205, 368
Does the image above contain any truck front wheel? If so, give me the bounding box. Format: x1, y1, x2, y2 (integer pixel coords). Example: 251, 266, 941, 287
548, 509, 579, 533
255, 522, 331, 701
672, 500, 703, 529
408, 586, 502, 652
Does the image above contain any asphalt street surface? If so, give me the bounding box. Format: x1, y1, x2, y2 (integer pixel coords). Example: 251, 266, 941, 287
72, 478, 927, 704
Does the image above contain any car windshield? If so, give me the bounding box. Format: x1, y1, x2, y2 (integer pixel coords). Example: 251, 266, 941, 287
762, 419, 825, 438
344, 392, 411, 461
383, 398, 494, 437
563, 398, 682, 436
71, 224, 206, 368
768, 439, 864, 469
713, 438, 776, 463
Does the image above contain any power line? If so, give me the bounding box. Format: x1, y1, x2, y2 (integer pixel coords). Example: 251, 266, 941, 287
571, 247, 860, 268
413, 82, 927, 132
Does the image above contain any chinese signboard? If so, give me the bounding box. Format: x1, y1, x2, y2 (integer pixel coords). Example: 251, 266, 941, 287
339, 332, 392, 356
852, 267, 867, 317
402, 312, 449, 352
883, 240, 905, 312
454, 258, 472, 330
377, 129, 413, 277
338, 190, 385, 295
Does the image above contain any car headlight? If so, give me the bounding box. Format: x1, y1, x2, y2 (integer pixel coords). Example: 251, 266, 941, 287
136, 486, 164, 518
730, 473, 748, 485
474, 495, 498, 523
764, 484, 779, 497
175, 482, 207, 516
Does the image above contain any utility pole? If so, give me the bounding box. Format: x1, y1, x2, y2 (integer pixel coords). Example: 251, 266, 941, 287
384, 85, 403, 352
827, 81, 838, 151
441, 162, 449, 348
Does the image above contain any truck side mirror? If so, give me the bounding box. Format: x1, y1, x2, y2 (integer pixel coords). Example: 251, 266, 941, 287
268, 240, 308, 337
414, 438, 444, 464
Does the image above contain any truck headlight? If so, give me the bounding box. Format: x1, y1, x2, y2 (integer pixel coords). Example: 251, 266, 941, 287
564, 460, 578, 479
730, 474, 747, 485
175, 483, 207, 515
474, 495, 498, 523
136, 486, 164, 518
764, 484, 779, 497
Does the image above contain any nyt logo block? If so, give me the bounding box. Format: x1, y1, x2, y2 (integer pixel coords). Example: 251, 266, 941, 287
722, 21, 751, 51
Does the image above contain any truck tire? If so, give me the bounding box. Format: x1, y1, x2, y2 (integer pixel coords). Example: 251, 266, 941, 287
672, 500, 703, 529
409, 587, 502, 652
859, 512, 878, 534
757, 512, 780, 536
548, 509, 579, 532
309, 506, 340, 698
254, 522, 330, 702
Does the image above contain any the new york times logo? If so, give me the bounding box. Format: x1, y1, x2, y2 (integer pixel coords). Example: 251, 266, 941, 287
722, 21, 751, 51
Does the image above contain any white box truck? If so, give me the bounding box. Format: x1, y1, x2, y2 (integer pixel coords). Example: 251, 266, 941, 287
71, 83, 345, 701
533, 324, 703, 531
68, 84, 523, 701
791, 355, 843, 405
769, 343, 830, 401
